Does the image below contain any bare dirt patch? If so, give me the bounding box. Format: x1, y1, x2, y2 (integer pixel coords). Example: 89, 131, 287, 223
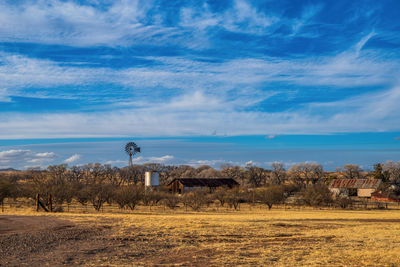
0, 215, 111, 266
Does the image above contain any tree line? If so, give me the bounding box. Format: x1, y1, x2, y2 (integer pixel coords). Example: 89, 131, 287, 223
1, 160, 400, 212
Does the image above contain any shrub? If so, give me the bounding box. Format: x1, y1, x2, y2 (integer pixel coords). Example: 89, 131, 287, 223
225, 187, 243, 210
88, 183, 114, 211
256, 186, 286, 209
182, 189, 208, 211
142, 187, 165, 209
335, 196, 353, 209
163, 194, 180, 209
113, 185, 143, 210
0, 177, 17, 211
212, 186, 228, 207
302, 184, 333, 207
76, 186, 90, 207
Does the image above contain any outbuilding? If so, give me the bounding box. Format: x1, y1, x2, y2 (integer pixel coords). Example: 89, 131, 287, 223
329, 179, 381, 197
371, 191, 399, 202
168, 178, 239, 194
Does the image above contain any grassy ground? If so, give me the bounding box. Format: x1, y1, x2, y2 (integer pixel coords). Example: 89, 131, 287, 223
2, 203, 400, 266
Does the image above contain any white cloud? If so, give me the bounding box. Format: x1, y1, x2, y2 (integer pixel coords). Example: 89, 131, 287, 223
355, 32, 376, 56
290, 4, 323, 36
187, 159, 230, 168
105, 159, 127, 166
0, 26, 398, 138
64, 154, 81, 164
245, 160, 260, 166
0, 0, 161, 47
1, 83, 400, 138
0, 88, 11, 102
0, 149, 56, 167
0, 1, 280, 48
1, 41, 397, 103
129, 155, 175, 165
224, 0, 278, 34
179, 0, 277, 35
148, 155, 174, 163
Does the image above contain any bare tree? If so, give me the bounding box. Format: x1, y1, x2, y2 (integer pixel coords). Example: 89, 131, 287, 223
69, 165, 85, 183
343, 164, 363, 179
118, 165, 144, 185
310, 163, 324, 184
81, 163, 106, 185
288, 164, 306, 185
104, 165, 122, 186
288, 163, 324, 185
383, 161, 400, 184
168, 165, 196, 179
269, 163, 286, 185
246, 164, 266, 187
373, 163, 387, 181
220, 164, 245, 185
196, 165, 221, 178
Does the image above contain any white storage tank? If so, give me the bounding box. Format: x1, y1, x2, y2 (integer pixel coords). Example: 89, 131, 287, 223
145, 171, 159, 187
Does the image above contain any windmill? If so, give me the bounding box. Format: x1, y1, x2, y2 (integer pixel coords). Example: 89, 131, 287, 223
125, 142, 141, 167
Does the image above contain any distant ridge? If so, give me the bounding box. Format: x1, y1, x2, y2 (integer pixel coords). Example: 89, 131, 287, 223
0, 168, 19, 172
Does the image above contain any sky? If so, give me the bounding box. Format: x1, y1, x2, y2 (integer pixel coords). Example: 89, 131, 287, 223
1, 0, 400, 170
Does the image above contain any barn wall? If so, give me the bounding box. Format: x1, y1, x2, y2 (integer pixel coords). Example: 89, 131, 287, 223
169, 180, 185, 194
184, 186, 203, 193
357, 188, 376, 197
330, 188, 349, 196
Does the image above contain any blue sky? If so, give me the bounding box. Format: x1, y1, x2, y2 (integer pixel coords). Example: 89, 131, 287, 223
1, 0, 400, 170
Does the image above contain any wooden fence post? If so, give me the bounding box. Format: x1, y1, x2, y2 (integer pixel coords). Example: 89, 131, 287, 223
36, 193, 49, 212
47, 193, 53, 212
36, 193, 40, 212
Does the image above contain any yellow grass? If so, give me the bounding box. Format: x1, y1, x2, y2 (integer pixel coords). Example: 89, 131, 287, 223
3, 203, 400, 266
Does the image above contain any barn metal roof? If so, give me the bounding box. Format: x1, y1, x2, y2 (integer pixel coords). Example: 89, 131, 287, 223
329, 179, 381, 189
168, 178, 239, 187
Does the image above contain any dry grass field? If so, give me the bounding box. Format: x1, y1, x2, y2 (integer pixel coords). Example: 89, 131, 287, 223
2, 204, 400, 266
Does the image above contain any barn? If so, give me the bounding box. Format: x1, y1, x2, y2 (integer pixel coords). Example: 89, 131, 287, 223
168, 178, 239, 194
329, 179, 381, 197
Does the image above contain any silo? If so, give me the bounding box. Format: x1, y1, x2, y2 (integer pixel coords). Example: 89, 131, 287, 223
145, 171, 159, 187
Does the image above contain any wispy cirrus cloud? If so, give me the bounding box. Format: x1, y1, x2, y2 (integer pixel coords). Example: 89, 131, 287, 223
0, 0, 281, 48
1, 35, 398, 101
0, 0, 399, 139
0, 0, 158, 47
2, 84, 400, 139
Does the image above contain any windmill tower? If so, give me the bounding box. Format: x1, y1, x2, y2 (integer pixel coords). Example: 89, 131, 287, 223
125, 142, 141, 167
